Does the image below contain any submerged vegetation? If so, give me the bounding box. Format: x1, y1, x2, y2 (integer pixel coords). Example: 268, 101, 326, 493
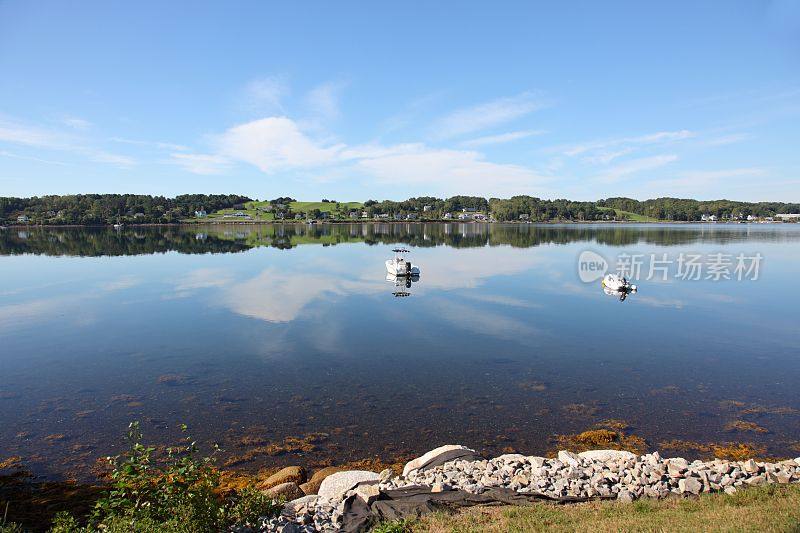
1, 422, 282, 532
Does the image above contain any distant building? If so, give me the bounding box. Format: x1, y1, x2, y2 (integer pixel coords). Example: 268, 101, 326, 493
443, 212, 453, 219
462, 207, 477, 213
458, 213, 471, 220
423, 205, 432, 212
377, 213, 389, 219
195, 209, 207, 218
361, 211, 369, 218
473, 213, 487, 221
133, 212, 145, 219
349, 211, 359, 218
519, 213, 530, 221
406, 213, 417, 220
16, 215, 29, 223
747, 214, 756, 221
776, 214, 800, 221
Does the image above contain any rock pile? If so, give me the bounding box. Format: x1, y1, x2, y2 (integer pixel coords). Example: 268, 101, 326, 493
255, 445, 800, 532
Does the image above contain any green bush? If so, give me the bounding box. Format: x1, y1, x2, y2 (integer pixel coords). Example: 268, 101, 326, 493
44, 422, 283, 533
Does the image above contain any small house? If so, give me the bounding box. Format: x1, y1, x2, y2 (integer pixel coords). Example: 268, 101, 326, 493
17, 215, 29, 223
195, 209, 207, 218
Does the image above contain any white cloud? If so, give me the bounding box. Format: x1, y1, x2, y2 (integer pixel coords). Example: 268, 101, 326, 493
0, 116, 135, 167
243, 75, 289, 114
0, 150, 70, 166
647, 167, 766, 190
596, 154, 678, 183
460, 129, 546, 147
703, 133, 751, 146
353, 143, 549, 196
171, 153, 231, 175
430, 92, 547, 140
306, 80, 347, 121
110, 137, 190, 151
217, 117, 344, 173
61, 116, 92, 130
563, 130, 694, 159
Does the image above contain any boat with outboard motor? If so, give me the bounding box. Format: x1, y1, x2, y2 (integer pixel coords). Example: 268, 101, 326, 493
386, 248, 421, 276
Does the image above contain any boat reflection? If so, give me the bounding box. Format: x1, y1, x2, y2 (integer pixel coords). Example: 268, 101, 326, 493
602, 285, 638, 302
386, 272, 420, 298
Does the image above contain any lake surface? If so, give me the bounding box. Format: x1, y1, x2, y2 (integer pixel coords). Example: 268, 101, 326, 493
2, 223, 799, 480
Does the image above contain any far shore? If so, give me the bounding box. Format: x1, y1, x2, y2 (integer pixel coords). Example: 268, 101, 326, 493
3, 219, 794, 229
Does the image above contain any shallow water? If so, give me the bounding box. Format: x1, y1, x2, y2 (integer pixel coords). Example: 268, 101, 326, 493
1, 223, 799, 479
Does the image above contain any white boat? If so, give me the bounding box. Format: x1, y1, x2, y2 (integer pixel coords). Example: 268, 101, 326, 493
386, 248, 420, 276
601, 273, 637, 292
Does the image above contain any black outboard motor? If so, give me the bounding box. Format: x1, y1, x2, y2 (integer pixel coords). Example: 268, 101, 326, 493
405, 261, 411, 274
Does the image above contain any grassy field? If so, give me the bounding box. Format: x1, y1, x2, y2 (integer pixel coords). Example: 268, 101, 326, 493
202, 200, 364, 221
598, 206, 660, 222
409, 484, 800, 532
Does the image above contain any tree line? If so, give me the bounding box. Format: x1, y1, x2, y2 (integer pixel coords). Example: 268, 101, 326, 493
0, 194, 251, 225
2, 194, 799, 225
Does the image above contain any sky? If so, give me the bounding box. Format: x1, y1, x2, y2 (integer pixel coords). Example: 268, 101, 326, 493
0, 1, 799, 202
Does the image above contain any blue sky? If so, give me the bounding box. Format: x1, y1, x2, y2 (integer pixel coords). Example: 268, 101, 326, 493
1, 1, 798, 201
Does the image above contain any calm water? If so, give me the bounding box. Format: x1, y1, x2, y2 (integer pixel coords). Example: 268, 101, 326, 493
2, 223, 799, 480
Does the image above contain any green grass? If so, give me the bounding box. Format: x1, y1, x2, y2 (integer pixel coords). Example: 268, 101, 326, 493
203, 201, 363, 221
414, 484, 800, 533
598, 206, 660, 222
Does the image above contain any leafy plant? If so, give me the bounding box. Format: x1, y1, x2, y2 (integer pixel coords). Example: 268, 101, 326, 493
225, 487, 283, 528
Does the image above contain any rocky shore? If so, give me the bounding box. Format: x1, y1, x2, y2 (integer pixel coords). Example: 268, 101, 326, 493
251, 445, 800, 532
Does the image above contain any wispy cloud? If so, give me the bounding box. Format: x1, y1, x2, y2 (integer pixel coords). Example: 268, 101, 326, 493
703, 133, 751, 146
596, 154, 678, 183
242, 75, 289, 114
430, 92, 548, 140
0, 150, 70, 166
110, 137, 189, 151
563, 130, 694, 159
0, 115, 135, 168
646, 167, 766, 190
171, 153, 231, 175
306, 80, 347, 121
60, 115, 92, 130
460, 129, 545, 147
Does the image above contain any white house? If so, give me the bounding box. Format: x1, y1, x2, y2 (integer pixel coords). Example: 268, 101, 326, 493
423, 205, 432, 212
195, 209, 207, 218
17, 215, 29, 223
443, 212, 453, 219
776, 214, 800, 221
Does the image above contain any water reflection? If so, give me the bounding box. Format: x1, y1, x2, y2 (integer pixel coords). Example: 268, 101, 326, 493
2, 223, 800, 481
386, 273, 420, 298
3, 222, 800, 256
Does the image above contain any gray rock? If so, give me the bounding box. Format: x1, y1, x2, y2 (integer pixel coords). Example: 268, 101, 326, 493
579, 449, 637, 463
353, 482, 381, 504
678, 477, 702, 495
558, 450, 581, 467
617, 490, 634, 502
283, 494, 319, 514
318, 471, 380, 502
743, 459, 759, 474
402, 445, 480, 476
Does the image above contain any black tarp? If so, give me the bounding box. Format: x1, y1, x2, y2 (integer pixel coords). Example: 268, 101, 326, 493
338, 485, 612, 532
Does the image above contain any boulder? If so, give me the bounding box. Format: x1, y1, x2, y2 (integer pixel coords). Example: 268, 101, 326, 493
263, 482, 304, 501
259, 466, 307, 490
678, 477, 702, 495
283, 494, 319, 514
558, 450, 581, 467
579, 450, 637, 463
318, 470, 380, 502
402, 445, 480, 476
300, 466, 345, 495
353, 482, 381, 504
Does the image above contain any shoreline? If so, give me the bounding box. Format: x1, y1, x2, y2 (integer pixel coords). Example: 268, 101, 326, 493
3, 220, 793, 229
6, 444, 798, 531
